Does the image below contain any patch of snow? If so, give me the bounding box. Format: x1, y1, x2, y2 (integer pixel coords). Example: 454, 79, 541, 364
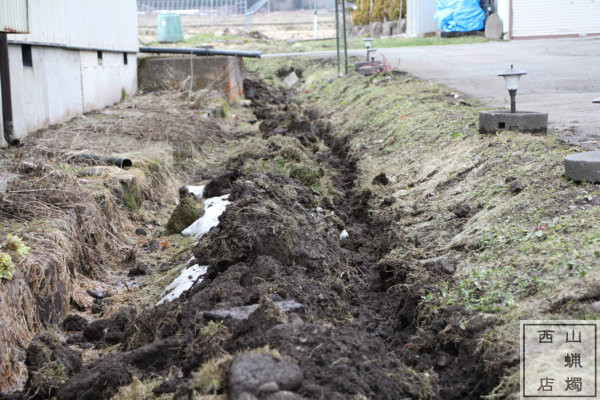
157, 264, 208, 305
339, 229, 349, 240
186, 185, 205, 199
187, 256, 197, 266
182, 195, 230, 239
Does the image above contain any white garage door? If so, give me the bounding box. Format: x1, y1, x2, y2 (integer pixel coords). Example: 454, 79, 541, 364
512, 0, 600, 38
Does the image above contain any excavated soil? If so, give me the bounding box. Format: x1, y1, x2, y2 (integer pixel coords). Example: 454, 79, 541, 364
1, 74, 513, 400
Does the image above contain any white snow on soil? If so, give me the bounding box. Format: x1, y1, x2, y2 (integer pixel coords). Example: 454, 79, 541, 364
339, 229, 349, 240
157, 264, 208, 305
185, 185, 205, 199
182, 194, 230, 239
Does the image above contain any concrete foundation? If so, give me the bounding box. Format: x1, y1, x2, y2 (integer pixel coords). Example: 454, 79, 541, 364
479, 110, 548, 134
564, 151, 600, 183
137, 56, 244, 99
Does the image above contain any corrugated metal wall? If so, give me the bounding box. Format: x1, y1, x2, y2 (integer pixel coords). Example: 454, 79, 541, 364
406, 0, 437, 38
512, 0, 600, 38
10, 0, 138, 51
0, 0, 29, 33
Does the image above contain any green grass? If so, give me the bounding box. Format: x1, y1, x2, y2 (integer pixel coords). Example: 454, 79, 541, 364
144, 33, 489, 55
296, 35, 489, 52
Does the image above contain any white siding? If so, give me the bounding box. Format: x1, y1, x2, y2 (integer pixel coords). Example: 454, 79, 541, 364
496, 0, 510, 37
513, 0, 600, 38
406, 0, 437, 37
0, 0, 29, 33
10, 0, 138, 51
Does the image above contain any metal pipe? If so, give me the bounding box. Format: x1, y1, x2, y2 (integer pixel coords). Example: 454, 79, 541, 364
139, 46, 261, 58
334, 0, 340, 76
509, 89, 516, 113
0, 33, 19, 146
341, 0, 348, 75
69, 154, 133, 169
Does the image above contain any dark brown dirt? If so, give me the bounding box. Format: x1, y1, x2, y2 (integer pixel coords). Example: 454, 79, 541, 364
3, 75, 513, 400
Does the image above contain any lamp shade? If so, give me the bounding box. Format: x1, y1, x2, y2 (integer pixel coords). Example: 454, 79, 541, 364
593, 97, 600, 104
498, 65, 527, 91
363, 38, 373, 48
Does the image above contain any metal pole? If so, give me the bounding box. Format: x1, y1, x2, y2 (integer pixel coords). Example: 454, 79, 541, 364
0, 33, 18, 145
341, 0, 348, 75
509, 89, 516, 113
334, 0, 340, 76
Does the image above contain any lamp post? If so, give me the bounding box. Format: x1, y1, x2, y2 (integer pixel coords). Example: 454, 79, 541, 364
363, 37, 372, 62
498, 65, 527, 113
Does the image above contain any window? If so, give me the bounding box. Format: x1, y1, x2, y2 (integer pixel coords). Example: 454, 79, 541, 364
97, 51, 103, 66
21, 45, 32, 68
123, 52, 128, 65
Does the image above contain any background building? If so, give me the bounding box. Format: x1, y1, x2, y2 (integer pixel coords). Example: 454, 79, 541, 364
0, 0, 138, 147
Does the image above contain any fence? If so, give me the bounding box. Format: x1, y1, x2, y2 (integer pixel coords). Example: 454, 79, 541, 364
137, 0, 247, 16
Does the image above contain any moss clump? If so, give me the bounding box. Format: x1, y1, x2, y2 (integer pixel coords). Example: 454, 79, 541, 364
165, 197, 204, 234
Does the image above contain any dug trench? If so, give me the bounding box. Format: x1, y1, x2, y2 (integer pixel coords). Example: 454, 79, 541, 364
2, 72, 511, 400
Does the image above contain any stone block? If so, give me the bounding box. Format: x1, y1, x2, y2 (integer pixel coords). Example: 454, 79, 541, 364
479, 111, 548, 134
137, 56, 244, 99
564, 151, 600, 183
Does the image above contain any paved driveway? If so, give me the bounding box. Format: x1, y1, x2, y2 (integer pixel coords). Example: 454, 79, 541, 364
267, 37, 600, 144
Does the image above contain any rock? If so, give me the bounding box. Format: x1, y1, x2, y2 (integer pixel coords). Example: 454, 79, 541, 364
264, 391, 305, 400
382, 21, 397, 36
372, 172, 389, 185
205, 300, 304, 322
135, 227, 147, 236
258, 381, 279, 393
128, 263, 149, 277
282, 72, 299, 88
393, 18, 406, 35
485, 13, 503, 39
228, 353, 303, 399
238, 393, 259, 400
370, 22, 383, 38
165, 197, 204, 235
564, 151, 600, 183
509, 179, 526, 193
452, 204, 471, 218
86, 289, 111, 299
381, 196, 396, 206
148, 239, 159, 251
590, 300, 600, 314
358, 26, 370, 37
61, 315, 89, 332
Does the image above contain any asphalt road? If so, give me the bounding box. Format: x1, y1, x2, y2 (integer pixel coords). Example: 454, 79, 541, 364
266, 37, 600, 145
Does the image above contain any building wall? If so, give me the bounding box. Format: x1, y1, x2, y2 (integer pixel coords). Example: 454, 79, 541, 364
1, 45, 137, 142
496, 0, 510, 37
1, 0, 138, 146
406, 0, 437, 38
10, 0, 138, 52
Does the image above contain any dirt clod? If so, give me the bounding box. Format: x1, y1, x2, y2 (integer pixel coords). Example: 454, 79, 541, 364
372, 172, 389, 185
61, 315, 88, 332
509, 179, 526, 193
452, 203, 471, 218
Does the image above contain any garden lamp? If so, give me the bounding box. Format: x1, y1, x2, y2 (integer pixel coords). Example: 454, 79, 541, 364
498, 65, 527, 113
363, 38, 373, 61
593, 97, 600, 103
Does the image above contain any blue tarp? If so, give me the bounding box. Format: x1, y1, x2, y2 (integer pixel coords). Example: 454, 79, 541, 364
434, 0, 485, 32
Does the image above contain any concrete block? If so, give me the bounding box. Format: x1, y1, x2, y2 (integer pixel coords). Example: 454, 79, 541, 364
479, 111, 548, 134
137, 56, 244, 99
484, 13, 503, 39
564, 151, 600, 183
